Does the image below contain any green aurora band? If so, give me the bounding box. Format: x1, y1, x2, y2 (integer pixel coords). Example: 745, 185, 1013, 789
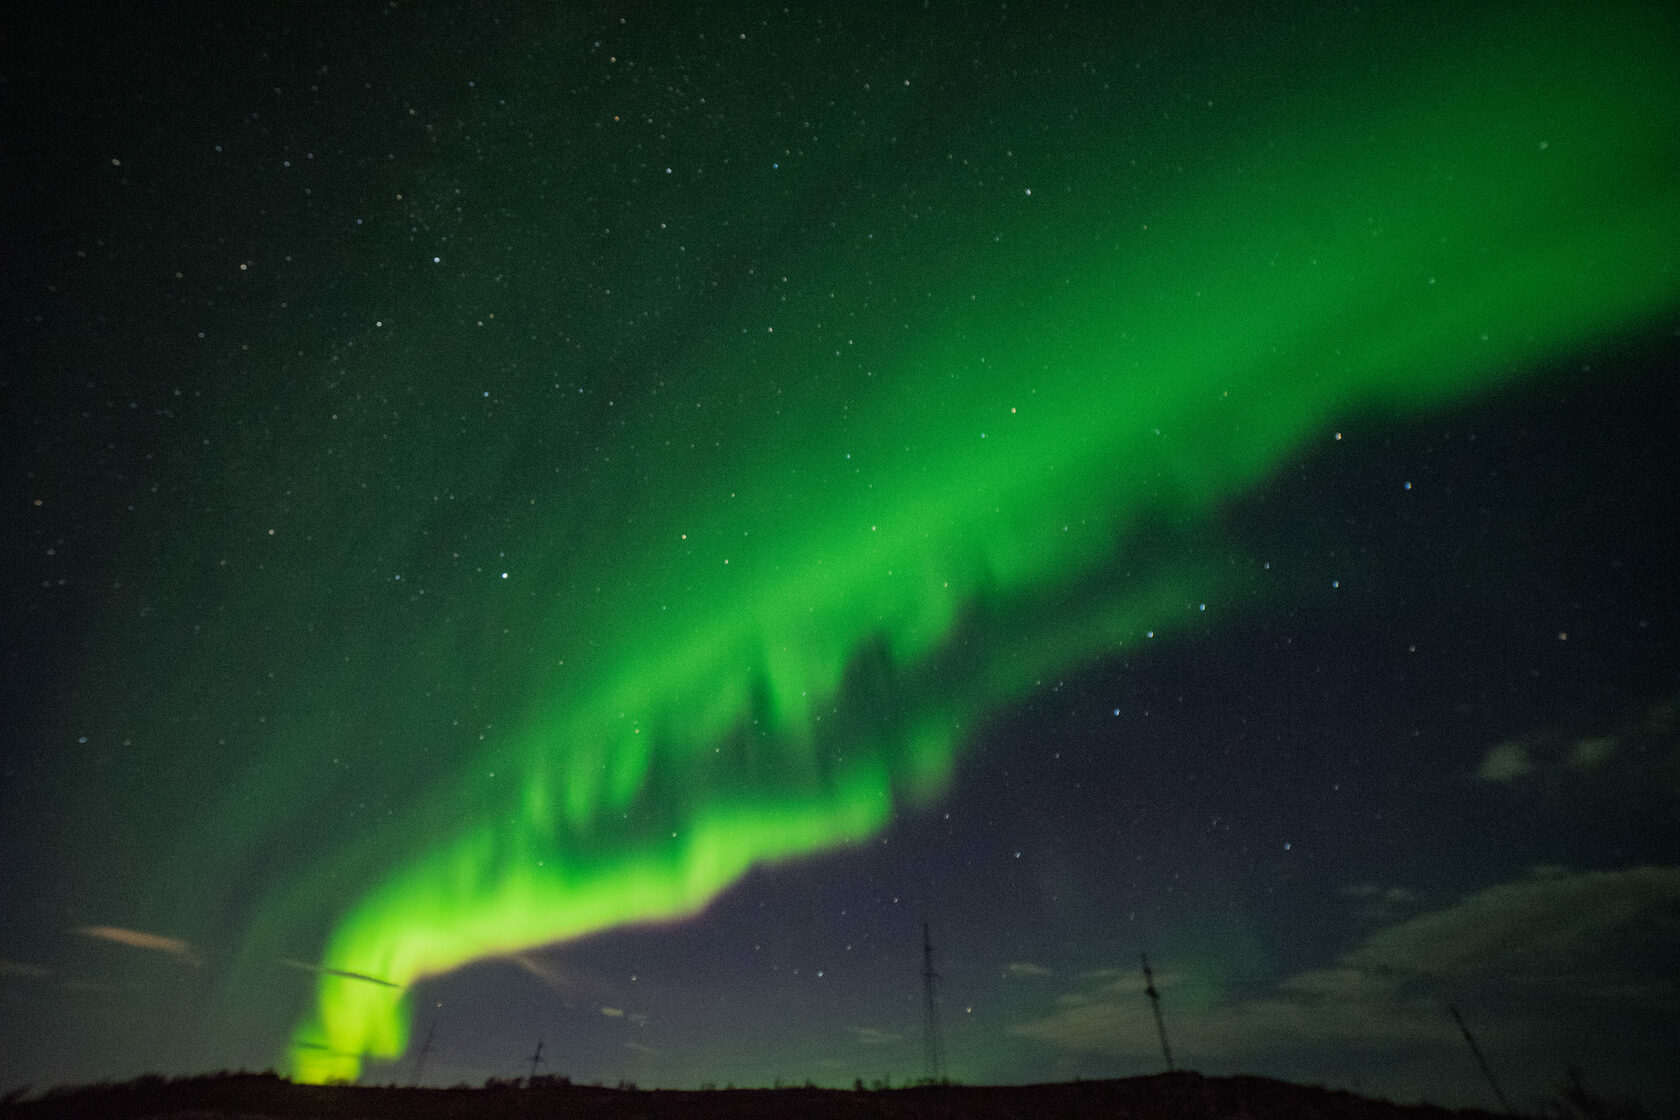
276, 9, 1678, 1082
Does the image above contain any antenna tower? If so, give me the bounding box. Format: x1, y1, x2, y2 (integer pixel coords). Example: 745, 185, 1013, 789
1448, 1004, 1511, 1115
526, 1038, 545, 1084
921, 921, 944, 1084
409, 1019, 436, 1087
1141, 953, 1175, 1073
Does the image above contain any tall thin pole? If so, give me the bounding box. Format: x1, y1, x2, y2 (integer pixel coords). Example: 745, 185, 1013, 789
526, 1038, 544, 1084
409, 1019, 436, 1087
921, 921, 944, 1084
1448, 1004, 1511, 1115
1141, 953, 1175, 1073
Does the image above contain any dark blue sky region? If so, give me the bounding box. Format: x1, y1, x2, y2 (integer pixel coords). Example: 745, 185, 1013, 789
3, 1, 1677, 1114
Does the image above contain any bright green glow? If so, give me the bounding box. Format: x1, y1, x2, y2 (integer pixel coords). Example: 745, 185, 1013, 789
286, 8, 1677, 1082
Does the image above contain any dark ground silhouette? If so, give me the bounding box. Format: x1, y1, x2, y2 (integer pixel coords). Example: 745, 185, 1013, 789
0, 1070, 1530, 1120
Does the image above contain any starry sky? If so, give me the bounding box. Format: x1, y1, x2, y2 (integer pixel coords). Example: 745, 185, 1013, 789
3, 0, 1678, 1112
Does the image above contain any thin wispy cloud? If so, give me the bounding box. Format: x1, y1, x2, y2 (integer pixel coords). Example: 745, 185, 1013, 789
507, 951, 572, 992
1342, 865, 1680, 977
1339, 882, 1425, 922
73, 926, 200, 966
1012, 865, 1680, 1061
850, 1026, 901, 1047
506, 950, 636, 1013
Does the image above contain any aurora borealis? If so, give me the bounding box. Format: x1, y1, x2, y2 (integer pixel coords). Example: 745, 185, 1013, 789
5, 0, 1679, 1112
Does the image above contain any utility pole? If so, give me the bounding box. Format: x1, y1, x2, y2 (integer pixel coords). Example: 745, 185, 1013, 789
1448, 1004, 1511, 1115
921, 921, 944, 1085
409, 1019, 436, 1087
1141, 953, 1175, 1073
526, 1038, 544, 1084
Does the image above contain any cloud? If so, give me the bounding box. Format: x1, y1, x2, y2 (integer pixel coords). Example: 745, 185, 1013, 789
1340, 883, 1420, 904
1346, 865, 1680, 976
62, 979, 117, 993
1566, 736, 1617, 771
1338, 883, 1423, 921
1472, 695, 1680, 790
506, 951, 635, 1010
72, 925, 200, 966
1005, 961, 1053, 977
1639, 695, 1677, 736
1476, 740, 1533, 782
1011, 866, 1680, 1062
507, 952, 572, 992
600, 1006, 624, 1018
1014, 974, 1436, 1060
0, 958, 51, 979
850, 1027, 902, 1047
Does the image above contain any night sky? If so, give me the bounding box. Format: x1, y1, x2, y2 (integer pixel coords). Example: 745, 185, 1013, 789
4, 1, 1678, 1113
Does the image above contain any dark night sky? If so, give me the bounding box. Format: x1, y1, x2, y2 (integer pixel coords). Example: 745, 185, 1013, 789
3, 1, 1677, 1113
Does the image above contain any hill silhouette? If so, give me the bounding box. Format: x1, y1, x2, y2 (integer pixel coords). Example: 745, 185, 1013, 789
1, 1070, 1525, 1120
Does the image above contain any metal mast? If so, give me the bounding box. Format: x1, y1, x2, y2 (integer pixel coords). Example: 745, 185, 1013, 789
1448, 1004, 1511, 1115
409, 1019, 436, 1087
1141, 953, 1175, 1073
921, 921, 944, 1084
526, 1038, 545, 1084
